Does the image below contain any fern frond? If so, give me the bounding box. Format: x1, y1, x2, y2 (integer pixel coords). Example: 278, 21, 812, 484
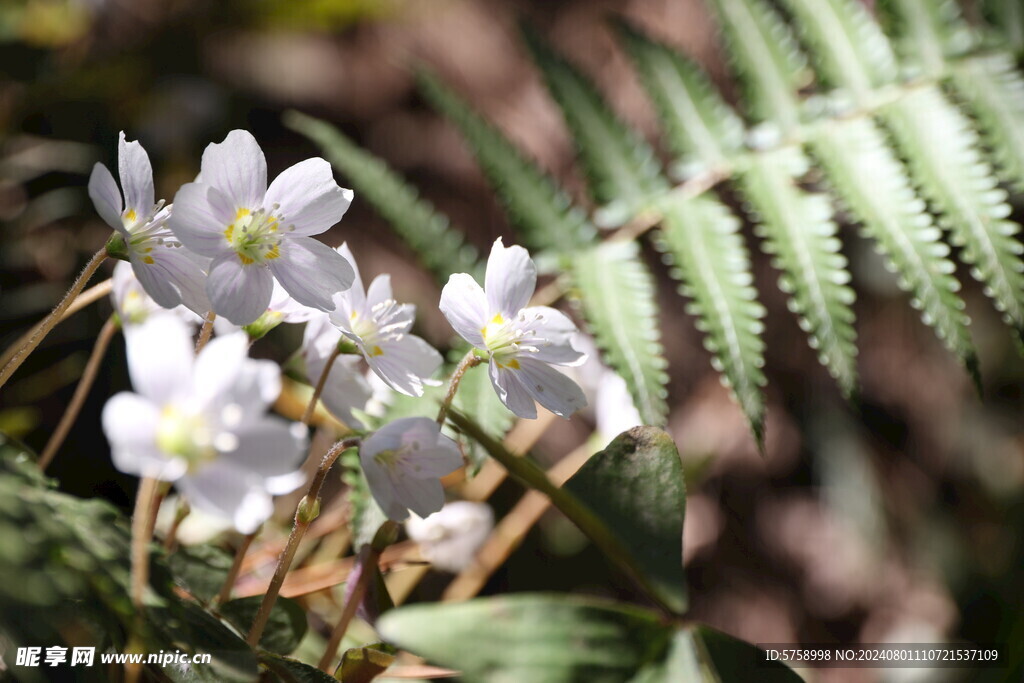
982, 0, 1024, 54
877, 0, 975, 75
521, 27, 668, 227
416, 69, 597, 252
656, 194, 767, 444
707, 0, 811, 132
949, 52, 1024, 193
614, 20, 744, 175
778, 0, 896, 99
881, 87, 1024, 339
283, 111, 481, 284
571, 241, 669, 425
810, 116, 978, 381
737, 147, 858, 395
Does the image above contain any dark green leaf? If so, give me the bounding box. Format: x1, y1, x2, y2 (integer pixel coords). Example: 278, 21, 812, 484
149, 599, 259, 682
633, 626, 803, 682
220, 596, 308, 655
259, 652, 339, 683
168, 543, 233, 604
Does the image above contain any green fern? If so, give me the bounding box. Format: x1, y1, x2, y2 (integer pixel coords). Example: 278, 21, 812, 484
778, 0, 897, 100
656, 194, 767, 444
283, 111, 481, 284
809, 115, 978, 381
983, 0, 1024, 54
615, 20, 744, 176
571, 241, 669, 426
881, 87, 1024, 340
522, 27, 668, 227
707, 0, 811, 132
415, 68, 597, 252
878, 0, 976, 74
737, 147, 858, 395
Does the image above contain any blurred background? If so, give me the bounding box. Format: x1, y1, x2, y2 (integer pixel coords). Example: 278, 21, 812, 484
1, 1, 1023, 681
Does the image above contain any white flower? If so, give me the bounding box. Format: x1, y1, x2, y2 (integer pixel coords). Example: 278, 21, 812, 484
405, 501, 494, 573
302, 328, 373, 429
439, 238, 588, 419
213, 280, 321, 336
101, 315, 307, 533
88, 132, 211, 316
304, 243, 442, 396
360, 417, 463, 521
111, 261, 203, 327
169, 130, 355, 326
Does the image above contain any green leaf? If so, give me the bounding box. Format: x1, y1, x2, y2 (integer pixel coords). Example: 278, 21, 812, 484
377, 593, 672, 682
522, 26, 669, 227
258, 652, 338, 682
707, 0, 811, 132
737, 147, 858, 396
882, 86, 1024, 342
949, 52, 1024, 193
168, 543, 233, 604
336, 644, 397, 683
416, 68, 597, 251
564, 426, 687, 613
778, 0, 897, 99
878, 0, 975, 75
571, 241, 669, 425
220, 596, 308, 655
655, 194, 767, 445
149, 599, 260, 682
634, 626, 804, 682
615, 20, 744, 174
283, 110, 481, 284
809, 116, 978, 383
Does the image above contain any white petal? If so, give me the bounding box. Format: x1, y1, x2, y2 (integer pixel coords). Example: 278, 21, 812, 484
488, 361, 537, 419
150, 245, 213, 317
368, 335, 443, 397
310, 354, 372, 428
365, 274, 393, 310
439, 273, 487, 347
264, 157, 353, 236
129, 253, 183, 309
123, 315, 194, 404
360, 417, 410, 456
214, 359, 282, 426
102, 392, 185, 480
331, 243, 365, 316
88, 163, 124, 231
515, 358, 588, 418
361, 458, 407, 521
269, 237, 354, 311
176, 462, 273, 534
207, 254, 274, 325
303, 310, 343, 361
200, 130, 267, 211
403, 443, 463, 480
192, 331, 249, 406
169, 182, 235, 257
522, 307, 580, 348
391, 475, 446, 519
118, 132, 155, 213
484, 238, 535, 317
268, 280, 320, 323
220, 418, 307, 481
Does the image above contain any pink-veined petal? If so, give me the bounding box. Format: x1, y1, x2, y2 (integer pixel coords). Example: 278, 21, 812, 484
129, 253, 183, 309
206, 254, 274, 326
391, 475, 446, 519
515, 358, 588, 419
123, 315, 194, 404
169, 183, 235, 257
368, 335, 443, 397
149, 245, 213, 317
88, 163, 124, 232
488, 361, 537, 419
265, 157, 353, 236
118, 132, 155, 213
200, 129, 267, 211
484, 238, 535, 317
269, 236, 354, 312
361, 458, 407, 521
439, 273, 487, 348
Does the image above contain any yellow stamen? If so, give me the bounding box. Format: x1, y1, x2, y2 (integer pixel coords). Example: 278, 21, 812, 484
370, 345, 384, 357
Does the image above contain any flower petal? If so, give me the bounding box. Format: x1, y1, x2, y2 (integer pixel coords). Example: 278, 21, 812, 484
484, 238, 535, 317
123, 315, 194, 404
118, 132, 155, 213
308, 353, 371, 428
102, 392, 185, 480
361, 458, 407, 521
439, 273, 487, 347
515, 358, 588, 419
207, 254, 274, 325
176, 462, 274, 534
488, 361, 537, 419
129, 253, 183, 309
391, 475, 446, 519
219, 418, 307, 483
333, 243, 365, 315
169, 182, 235, 257
200, 130, 267, 211
269, 237, 354, 312
265, 157, 353, 236
191, 330, 249, 406
150, 245, 213, 317
365, 273, 393, 310
88, 163, 124, 231
368, 334, 443, 397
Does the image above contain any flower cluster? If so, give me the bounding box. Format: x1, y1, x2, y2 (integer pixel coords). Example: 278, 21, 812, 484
94, 130, 591, 529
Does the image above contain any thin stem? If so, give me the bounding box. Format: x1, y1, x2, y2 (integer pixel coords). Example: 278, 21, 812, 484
130, 476, 161, 612
0, 248, 108, 390
302, 345, 342, 426
316, 546, 376, 672
436, 350, 482, 426
195, 312, 216, 353
214, 530, 257, 605
246, 436, 359, 646
162, 499, 191, 553
38, 315, 119, 470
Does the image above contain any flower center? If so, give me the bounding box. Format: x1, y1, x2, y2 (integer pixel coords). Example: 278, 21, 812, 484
155, 405, 216, 470
225, 207, 283, 265
480, 313, 521, 368
374, 439, 428, 474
